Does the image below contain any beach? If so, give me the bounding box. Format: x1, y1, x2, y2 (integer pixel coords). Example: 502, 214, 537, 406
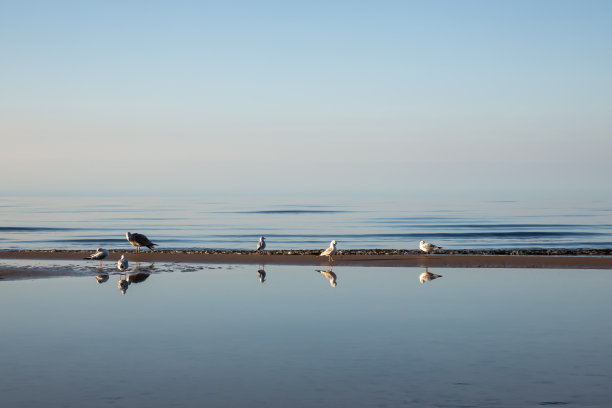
1, 249, 611, 276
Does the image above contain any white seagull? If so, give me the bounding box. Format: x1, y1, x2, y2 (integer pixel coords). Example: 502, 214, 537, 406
84, 248, 109, 268
126, 232, 157, 253
320, 240, 338, 263
257, 236, 266, 254
117, 255, 128, 272
419, 240, 442, 256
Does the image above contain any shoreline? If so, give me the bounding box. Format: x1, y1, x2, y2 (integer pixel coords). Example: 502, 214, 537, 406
1, 249, 611, 269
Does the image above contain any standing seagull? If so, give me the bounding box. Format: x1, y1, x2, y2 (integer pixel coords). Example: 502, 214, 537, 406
419, 240, 441, 256
126, 232, 157, 253
117, 255, 128, 272
257, 236, 266, 254
320, 240, 338, 263
84, 248, 109, 268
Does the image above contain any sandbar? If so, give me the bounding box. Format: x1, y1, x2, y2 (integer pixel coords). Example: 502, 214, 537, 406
1, 249, 611, 270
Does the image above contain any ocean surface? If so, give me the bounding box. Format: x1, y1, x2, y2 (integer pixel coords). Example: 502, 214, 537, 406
1, 263, 611, 407
1, 194, 612, 251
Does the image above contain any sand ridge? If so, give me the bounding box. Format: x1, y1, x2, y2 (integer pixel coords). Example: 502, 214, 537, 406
0, 249, 611, 269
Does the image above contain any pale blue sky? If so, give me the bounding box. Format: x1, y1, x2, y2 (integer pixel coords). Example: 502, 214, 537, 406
1, 1, 611, 197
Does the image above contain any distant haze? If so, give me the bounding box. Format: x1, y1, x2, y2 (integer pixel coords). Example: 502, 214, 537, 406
1, 1, 611, 197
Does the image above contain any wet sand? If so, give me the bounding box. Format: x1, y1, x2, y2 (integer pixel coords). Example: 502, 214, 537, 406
1, 249, 611, 270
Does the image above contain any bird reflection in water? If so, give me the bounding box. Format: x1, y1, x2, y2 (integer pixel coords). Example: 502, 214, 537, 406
117, 254, 130, 294
257, 265, 266, 284
128, 271, 151, 284
117, 275, 130, 294
419, 266, 443, 284
118, 262, 152, 294
94, 274, 109, 284
316, 267, 337, 287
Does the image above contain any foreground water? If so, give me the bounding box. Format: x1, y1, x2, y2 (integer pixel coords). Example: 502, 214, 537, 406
1, 263, 611, 407
2, 194, 612, 251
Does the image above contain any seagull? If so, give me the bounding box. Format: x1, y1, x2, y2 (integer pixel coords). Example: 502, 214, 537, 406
320, 240, 338, 263
84, 248, 109, 267
117, 255, 128, 272
126, 232, 157, 253
419, 240, 442, 256
316, 268, 337, 287
419, 267, 443, 283
257, 236, 266, 254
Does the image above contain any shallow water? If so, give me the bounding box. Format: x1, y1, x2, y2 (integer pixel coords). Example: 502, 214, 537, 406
2, 194, 612, 250
1, 263, 611, 407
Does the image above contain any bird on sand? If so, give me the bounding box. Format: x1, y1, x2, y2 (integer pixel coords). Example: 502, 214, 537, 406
419, 240, 442, 256
257, 236, 266, 254
419, 267, 443, 283
316, 268, 337, 287
117, 255, 128, 272
84, 248, 109, 267
320, 240, 338, 263
126, 232, 157, 253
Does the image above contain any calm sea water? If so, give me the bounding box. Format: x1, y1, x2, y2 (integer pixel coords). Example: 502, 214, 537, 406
1, 194, 612, 250
0, 263, 611, 407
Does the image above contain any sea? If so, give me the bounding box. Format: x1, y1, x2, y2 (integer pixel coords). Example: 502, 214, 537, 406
1, 193, 612, 251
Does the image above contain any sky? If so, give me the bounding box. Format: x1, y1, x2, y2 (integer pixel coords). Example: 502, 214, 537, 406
1, 0, 611, 197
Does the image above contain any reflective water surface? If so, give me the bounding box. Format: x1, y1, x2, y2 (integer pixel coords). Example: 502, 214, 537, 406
1, 264, 611, 407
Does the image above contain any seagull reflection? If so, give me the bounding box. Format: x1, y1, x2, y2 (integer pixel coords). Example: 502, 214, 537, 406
419, 266, 443, 284
316, 267, 337, 287
117, 274, 130, 294
257, 266, 266, 283
118, 266, 151, 294
127, 272, 151, 284
94, 274, 109, 284
126, 262, 152, 285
